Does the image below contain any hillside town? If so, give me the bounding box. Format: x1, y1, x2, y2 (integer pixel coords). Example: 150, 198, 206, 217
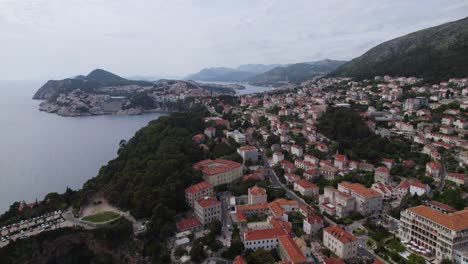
3, 75, 467, 264
171, 75, 468, 264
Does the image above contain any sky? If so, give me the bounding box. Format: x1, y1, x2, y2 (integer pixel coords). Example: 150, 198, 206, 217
0, 0, 467, 80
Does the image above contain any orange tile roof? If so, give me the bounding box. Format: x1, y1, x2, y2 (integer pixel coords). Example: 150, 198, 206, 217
233, 256, 247, 264
278, 235, 306, 264
324, 225, 358, 244
295, 179, 318, 189
373, 259, 384, 264
427, 201, 457, 212
244, 228, 286, 241
239, 145, 257, 151
176, 217, 202, 232
375, 166, 389, 172
193, 159, 242, 175
196, 196, 221, 208
339, 182, 381, 198
248, 186, 266, 196
408, 205, 468, 230
185, 181, 212, 194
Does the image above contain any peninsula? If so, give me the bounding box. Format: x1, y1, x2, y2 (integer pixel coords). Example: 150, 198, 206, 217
34, 69, 242, 117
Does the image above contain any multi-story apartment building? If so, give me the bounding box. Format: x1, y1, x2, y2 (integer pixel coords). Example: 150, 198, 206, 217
194, 195, 222, 226
294, 179, 319, 197
237, 145, 259, 162
338, 182, 383, 216
319, 187, 355, 218
227, 130, 246, 144
185, 181, 214, 208
192, 159, 243, 186
399, 205, 468, 262
374, 166, 391, 184
323, 225, 359, 260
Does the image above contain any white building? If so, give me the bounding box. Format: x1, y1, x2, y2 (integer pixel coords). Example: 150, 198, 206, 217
194, 196, 222, 226
237, 145, 259, 162
273, 152, 284, 165
294, 179, 319, 197
291, 145, 303, 157
227, 130, 246, 144
323, 225, 359, 260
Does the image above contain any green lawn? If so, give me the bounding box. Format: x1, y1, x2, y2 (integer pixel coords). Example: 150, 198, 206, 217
385, 238, 406, 253
81, 211, 120, 223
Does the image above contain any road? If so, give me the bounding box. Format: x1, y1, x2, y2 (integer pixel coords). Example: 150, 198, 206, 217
259, 149, 337, 226
219, 193, 232, 247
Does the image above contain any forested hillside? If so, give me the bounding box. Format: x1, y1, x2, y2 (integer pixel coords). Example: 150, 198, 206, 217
77, 111, 210, 261
332, 17, 468, 82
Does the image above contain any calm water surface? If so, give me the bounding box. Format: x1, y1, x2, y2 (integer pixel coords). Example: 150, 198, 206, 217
0, 81, 163, 213
0, 80, 266, 213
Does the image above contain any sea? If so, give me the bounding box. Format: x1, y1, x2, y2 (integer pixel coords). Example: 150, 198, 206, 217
0, 80, 270, 213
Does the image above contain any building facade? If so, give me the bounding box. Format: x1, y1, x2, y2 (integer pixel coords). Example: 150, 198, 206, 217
323, 225, 359, 260
193, 159, 243, 186
194, 196, 222, 226
185, 181, 214, 208
399, 205, 468, 262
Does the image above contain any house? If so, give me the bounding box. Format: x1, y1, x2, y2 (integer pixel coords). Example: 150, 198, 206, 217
304, 154, 319, 166
334, 154, 348, 170
374, 166, 391, 184
338, 182, 383, 216
185, 181, 214, 208
237, 145, 259, 162
382, 158, 394, 169
446, 173, 468, 186
454, 119, 468, 129
273, 152, 284, 164
294, 179, 319, 197
291, 145, 304, 157
194, 196, 222, 226
193, 159, 243, 186
359, 162, 375, 172
204, 127, 216, 138
248, 186, 267, 205
371, 182, 395, 201
280, 160, 297, 173
227, 130, 246, 144
319, 187, 355, 218
426, 162, 443, 180
319, 166, 338, 180
323, 226, 359, 260
285, 173, 301, 184
396, 179, 429, 197
294, 159, 316, 171
303, 214, 323, 236
303, 169, 319, 180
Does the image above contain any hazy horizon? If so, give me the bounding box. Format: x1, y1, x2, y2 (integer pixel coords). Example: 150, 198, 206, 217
1, 0, 468, 81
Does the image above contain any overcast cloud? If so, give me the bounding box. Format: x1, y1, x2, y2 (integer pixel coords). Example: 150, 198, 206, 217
1, 0, 467, 80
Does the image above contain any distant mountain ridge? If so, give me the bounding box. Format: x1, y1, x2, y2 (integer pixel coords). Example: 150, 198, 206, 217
33, 69, 152, 100
186, 60, 346, 84
185, 64, 281, 82
331, 17, 468, 82
247, 59, 347, 85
